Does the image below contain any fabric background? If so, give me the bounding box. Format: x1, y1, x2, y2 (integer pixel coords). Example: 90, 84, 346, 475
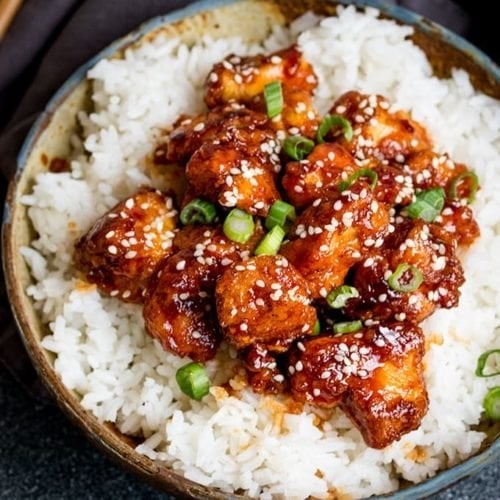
0, 0, 498, 497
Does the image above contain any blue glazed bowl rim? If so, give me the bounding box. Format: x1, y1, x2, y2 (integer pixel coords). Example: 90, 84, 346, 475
6, 0, 499, 498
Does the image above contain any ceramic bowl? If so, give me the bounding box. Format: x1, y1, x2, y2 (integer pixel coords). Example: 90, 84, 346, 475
2, 0, 499, 498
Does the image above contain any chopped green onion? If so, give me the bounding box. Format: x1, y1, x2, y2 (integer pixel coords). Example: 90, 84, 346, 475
180, 198, 217, 225
254, 225, 286, 256
317, 114, 353, 144
283, 136, 315, 160
312, 319, 321, 335
338, 169, 378, 192
265, 200, 296, 230
176, 362, 210, 401
387, 263, 423, 293
326, 285, 360, 309
482, 387, 500, 421
448, 171, 479, 203
476, 349, 500, 377
405, 188, 445, 222
223, 208, 255, 243
333, 320, 362, 335
264, 81, 283, 118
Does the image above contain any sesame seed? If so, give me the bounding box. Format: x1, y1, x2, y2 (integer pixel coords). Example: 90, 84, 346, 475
240, 323, 248, 332
125, 251, 137, 259
122, 290, 131, 299
108, 245, 118, 255
321, 370, 331, 379
105, 231, 115, 239
273, 374, 285, 383
179, 292, 189, 300
176, 260, 186, 271
313, 388, 321, 397
256, 280, 265, 288
295, 361, 304, 372
125, 198, 134, 209
192, 331, 201, 339
297, 342, 306, 352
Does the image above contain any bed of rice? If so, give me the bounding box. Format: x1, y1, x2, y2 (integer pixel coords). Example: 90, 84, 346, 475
19, 6, 500, 499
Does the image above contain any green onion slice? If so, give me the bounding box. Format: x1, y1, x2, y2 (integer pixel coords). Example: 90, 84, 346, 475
448, 171, 479, 203
312, 319, 321, 335
283, 136, 315, 160
405, 188, 445, 222
176, 362, 210, 401
333, 320, 362, 335
265, 200, 296, 230
223, 208, 255, 243
338, 169, 378, 192
476, 349, 500, 377
317, 114, 353, 144
254, 225, 286, 256
180, 199, 217, 225
387, 263, 423, 293
264, 81, 283, 118
483, 386, 500, 421
326, 285, 360, 309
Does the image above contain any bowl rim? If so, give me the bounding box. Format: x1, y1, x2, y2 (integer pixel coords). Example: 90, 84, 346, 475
2, 0, 499, 498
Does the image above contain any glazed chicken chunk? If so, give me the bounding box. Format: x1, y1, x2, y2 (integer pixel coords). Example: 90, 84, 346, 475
289, 321, 428, 448
204, 46, 318, 108
281, 182, 390, 299
345, 219, 465, 323
215, 255, 317, 352
74, 187, 177, 303
330, 91, 432, 163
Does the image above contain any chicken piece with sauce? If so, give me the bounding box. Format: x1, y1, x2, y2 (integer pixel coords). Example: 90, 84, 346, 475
205, 46, 318, 108
345, 219, 465, 323
244, 344, 287, 394
74, 187, 177, 303
288, 321, 428, 448
330, 91, 431, 163
281, 182, 391, 299
143, 225, 263, 361
215, 255, 317, 352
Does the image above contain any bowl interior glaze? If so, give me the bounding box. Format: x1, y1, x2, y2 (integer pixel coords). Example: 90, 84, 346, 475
2, 0, 499, 498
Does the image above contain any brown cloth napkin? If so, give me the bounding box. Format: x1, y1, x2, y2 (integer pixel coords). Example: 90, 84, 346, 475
0, 0, 496, 399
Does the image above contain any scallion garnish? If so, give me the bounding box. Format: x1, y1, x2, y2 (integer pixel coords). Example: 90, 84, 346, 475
176, 362, 210, 401
180, 199, 217, 225
223, 208, 255, 243
312, 319, 321, 335
283, 135, 315, 160
317, 114, 353, 144
448, 171, 479, 203
482, 387, 500, 421
265, 200, 296, 230
405, 188, 445, 222
476, 349, 500, 377
333, 320, 362, 335
254, 225, 286, 256
387, 263, 423, 293
264, 81, 283, 118
338, 169, 378, 192
326, 285, 360, 309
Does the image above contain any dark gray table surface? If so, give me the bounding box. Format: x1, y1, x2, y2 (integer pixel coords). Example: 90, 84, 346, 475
0, 362, 498, 498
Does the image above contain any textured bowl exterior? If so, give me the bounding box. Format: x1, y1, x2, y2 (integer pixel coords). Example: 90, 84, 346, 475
2, 0, 499, 498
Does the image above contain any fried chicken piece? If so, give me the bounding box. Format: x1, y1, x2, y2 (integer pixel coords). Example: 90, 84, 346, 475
330, 91, 431, 163
345, 219, 465, 323
372, 163, 415, 206
280, 183, 390, 299
288, 322, 428, 448
250, 86, 320, 138
282, 143, 358, 208
186, 140, 281, 216
438, 202, 480, 247
204, 46, 317, 108
143, 225, 253, 361
215, 255, 317, 352
74, 187, 177, 303
244, 344, 286, 394
163, 104, 278, 164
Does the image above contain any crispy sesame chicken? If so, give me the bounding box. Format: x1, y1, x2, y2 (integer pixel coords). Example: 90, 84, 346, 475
281, 182, 391, 299
345, 220, 465, 323
288, 322, 428, 448
331, 91, 432, 163
215, 255, 317, 352
282, 143, 359, 208
74, 187, 177, 303
204, 46, 318, 108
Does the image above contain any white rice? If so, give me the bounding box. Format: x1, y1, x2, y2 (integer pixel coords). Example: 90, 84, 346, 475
20, 6, 500, 499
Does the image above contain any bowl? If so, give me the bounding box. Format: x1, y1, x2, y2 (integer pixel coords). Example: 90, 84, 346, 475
2, 0, 499, 498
